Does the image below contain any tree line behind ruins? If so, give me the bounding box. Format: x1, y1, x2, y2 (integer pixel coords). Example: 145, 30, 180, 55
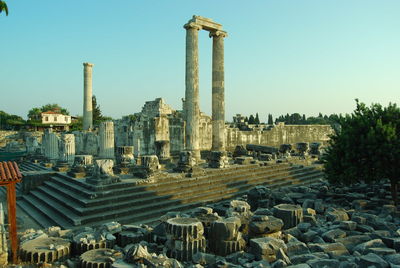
0, 96, 111, 130
0, 107, 343, 131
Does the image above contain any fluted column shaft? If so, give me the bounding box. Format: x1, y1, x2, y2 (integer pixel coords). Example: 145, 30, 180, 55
44, 132, 59, 161
99, 121, 115, 159
184, 23, 202, 160
211, 31, 227, 151
59, 134, 75, 164
83, 63, 94, 131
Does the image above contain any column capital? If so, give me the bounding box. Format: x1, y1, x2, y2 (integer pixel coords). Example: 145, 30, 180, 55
83, 62, 94, 67
209, 30, 228, 38
184, 22, 202, 31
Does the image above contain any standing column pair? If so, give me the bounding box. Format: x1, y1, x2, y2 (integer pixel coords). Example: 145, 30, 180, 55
184, 23, 227, 159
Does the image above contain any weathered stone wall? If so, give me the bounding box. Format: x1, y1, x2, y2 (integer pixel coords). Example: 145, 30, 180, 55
224, 124, 333, 151
113, 99, 334, 156
169, 117, 185, 154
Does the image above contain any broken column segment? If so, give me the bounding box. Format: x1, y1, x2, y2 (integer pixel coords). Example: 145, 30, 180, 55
165, 217, 206, 261
99, 121, 115, 159
42, 129, 59, 164
209, 217, 245, 256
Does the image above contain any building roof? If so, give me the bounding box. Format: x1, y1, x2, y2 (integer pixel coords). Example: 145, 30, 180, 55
41, 111, 63, 115
0, 161, 22, 184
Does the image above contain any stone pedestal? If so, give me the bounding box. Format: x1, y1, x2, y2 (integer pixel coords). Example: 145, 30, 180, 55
132, 155, 160, 179
86, 159, 119, 185
208, 151, 229, 168
279, 144, 292, 158
115, 146, 134, 174
53, 160, 70, 172
155, 140, 170, 163
83, 63, 94, 131
296, 142, 309, 158
174, 151, 196, 173
309, 142, 321, 155
68, 155, 93, 178
99, 121, 115, 159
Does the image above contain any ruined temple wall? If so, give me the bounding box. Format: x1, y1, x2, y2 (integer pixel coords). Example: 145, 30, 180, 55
169, 118, 185, 154
155, 116, 170, 141
225, 124, 333, 151
199, 114, 212, 151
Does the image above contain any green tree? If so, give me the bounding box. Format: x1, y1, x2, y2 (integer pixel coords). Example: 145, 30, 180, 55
27, 104, 69, 120
92, 95, 102, 123
70, 116, 83, 131
267, 114, 273, 125
0, 1, 8, 16
0, 111, 25, 130
248, 114, 255, 124
323, 100, 400, 204
255, 113, 260, 124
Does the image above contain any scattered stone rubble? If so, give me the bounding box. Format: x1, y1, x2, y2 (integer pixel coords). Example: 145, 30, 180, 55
6, 179, 399, 267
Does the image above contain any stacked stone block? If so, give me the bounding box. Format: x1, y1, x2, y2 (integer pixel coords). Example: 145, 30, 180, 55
165, 217, 206, 261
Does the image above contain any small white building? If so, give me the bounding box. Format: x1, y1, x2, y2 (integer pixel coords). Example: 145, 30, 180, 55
39, 111, 72, 131
41, 111, 71, 125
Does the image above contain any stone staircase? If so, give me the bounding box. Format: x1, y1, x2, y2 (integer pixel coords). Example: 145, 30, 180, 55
18, 162, 324, 229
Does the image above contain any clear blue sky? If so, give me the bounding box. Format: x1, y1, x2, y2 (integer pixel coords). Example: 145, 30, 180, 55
1, 0, 399, 122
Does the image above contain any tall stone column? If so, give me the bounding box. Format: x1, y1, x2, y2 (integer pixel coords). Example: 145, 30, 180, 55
59, 133, 75, 165
99, 121, 115, 159
184, 22, 202, 160
210, 30, 227, 151
83, 62, 94, 131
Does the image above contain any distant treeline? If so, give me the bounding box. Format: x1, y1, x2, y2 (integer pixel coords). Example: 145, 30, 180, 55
274, 113, 343, 125
240, 113, 343, 126
0, 110, 25, 130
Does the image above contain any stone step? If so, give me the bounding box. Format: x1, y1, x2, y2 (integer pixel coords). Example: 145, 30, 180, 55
19, 162, 51, 173
47, 175, 97, 198
20, 195, 74, 229
18, 163, 323, 229
26, 191, 81, 226
35, 185, 86, 215
77, 169, 322, 226
18, 164, 294, 227
90, 171, 325, 227
80, 164, 301, 209
22, 166, 322, 227
42, 180, 88, 207
18, 199, 59, 228
46, 163, 291, 206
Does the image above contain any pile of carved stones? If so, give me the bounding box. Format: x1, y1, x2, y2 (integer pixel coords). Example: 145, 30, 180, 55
17, 180, 400, 267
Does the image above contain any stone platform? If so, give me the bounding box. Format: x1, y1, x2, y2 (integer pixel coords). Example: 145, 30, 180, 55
17, 161, 324, 229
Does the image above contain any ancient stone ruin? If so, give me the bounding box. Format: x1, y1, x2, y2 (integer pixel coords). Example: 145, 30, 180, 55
0, 15, 362, 267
